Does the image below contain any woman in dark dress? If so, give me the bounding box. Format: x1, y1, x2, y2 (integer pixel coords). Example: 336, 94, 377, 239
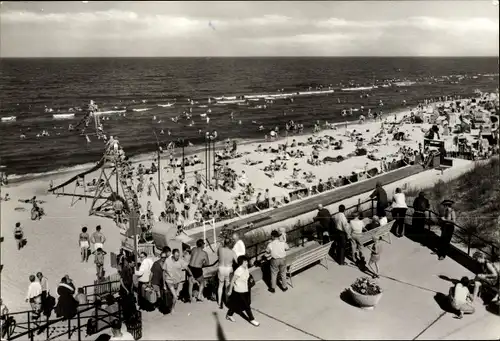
119, 257, 138, 323
54, 276, 78, 319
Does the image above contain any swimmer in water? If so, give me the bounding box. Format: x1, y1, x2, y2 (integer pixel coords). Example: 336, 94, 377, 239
79, 227, 90, 262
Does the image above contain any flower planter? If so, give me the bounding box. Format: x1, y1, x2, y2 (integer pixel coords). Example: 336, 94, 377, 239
349, 287, 383, 309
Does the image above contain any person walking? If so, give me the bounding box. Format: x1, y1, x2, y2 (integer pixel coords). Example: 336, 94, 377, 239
90, 225, 106, 252
215, 239, 237, 308
92, 248, 107, 280
135, 252, 154, 310
266, 230, 289, 293
117, 257, 136, 323
14, 223, 25, 250
437, 200, 456, 260
54, 276, 78, 320
164, 248, 193, 312
79, 227, 90, 262
412, 192, 429, 232
391, 188, 408, 237
226, 255, 260, 326
369, 182, 388, 218
36, 272, 51, 316
333, 204, 351, 265
150, 251, 169, 314
368, 236, 382, 278
25, 275, 42, 316
188, 239, 209, 302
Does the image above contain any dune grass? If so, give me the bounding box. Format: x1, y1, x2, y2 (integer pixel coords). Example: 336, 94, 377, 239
405, 157, 500, 247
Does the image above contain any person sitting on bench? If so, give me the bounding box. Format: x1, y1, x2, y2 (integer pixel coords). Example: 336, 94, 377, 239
472, 251, 500, 303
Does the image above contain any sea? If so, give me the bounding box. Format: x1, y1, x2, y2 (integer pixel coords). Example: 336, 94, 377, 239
0, 57, 498, 181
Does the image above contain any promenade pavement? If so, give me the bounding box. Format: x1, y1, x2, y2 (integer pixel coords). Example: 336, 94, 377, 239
138, 233, 499, 340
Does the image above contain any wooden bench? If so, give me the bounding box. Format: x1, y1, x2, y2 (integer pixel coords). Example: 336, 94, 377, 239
286, 241, 333, 287
358, 220, 395, 247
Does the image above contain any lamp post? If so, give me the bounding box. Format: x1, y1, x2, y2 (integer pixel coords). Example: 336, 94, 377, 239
181, 138, 185, 180
205, 132, 211, 187
153, 129, 162, 200
211, 130, 217, 180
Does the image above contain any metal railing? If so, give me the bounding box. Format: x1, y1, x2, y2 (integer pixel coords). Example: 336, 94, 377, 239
244, 197, 377, 261
4, 301, 122, 341
244, 196, 498, 262
81, 274, 121, 302
181, 157, 412, 233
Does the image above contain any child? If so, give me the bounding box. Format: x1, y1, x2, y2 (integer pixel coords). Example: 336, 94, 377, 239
368, 236, 382, 278
92, 248, 107, 280
279, 227, 287, 243
14, 223, 25, 250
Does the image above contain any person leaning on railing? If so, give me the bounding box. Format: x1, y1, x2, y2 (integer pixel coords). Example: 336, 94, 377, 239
412, 192, 430, 231
369, 182, 388, 218
437, 200, 456, 261
313, 204, 332, 245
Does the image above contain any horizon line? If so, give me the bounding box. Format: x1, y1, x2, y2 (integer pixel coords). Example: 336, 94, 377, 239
1, 55, 499, 59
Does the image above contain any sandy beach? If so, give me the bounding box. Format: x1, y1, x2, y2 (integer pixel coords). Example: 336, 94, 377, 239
0, 94, 496, 312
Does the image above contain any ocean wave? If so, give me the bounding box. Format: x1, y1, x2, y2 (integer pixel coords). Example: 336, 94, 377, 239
157, 103, 175, 108
52, 113, 75, 120
341, 86, 377, 91
394, 81, 416, 87
213, 88, 335, 102
96, 110, 126, 115
132, 108, 152, 112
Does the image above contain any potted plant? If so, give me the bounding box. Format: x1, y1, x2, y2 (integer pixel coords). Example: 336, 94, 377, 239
349, 276, 383, 309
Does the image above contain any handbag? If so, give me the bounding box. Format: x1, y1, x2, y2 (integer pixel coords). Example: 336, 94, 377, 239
248, 274, 256, 289
142, 285, 157, 304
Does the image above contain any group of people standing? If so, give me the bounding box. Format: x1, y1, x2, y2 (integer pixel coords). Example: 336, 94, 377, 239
24, 273, 82, 322
113, 229, 293, 328
79, 225, 108, 279
313, 181, 459, 279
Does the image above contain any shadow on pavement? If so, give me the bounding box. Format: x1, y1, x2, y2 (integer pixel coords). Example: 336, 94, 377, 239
339, 289, 359, 308
438, 274, 459, 285
486, 301, 500, 316
434, 292, 457, 314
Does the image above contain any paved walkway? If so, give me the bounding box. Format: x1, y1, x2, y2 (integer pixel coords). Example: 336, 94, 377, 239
137, 233, 499, 340
185, 164, 423, 246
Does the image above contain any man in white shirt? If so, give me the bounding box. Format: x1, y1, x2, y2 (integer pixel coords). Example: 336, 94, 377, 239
134, 252, 153, 309
391, 188, 408, 237
333, 204, 351, 265
109, 319, 135, 340
266, 230, 289, 293
26, 275, 42, 314
232, 232, 246, 260
450, 277, 475, 319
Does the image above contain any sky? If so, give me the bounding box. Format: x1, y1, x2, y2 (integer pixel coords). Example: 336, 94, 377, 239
0, 1, 498, 57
